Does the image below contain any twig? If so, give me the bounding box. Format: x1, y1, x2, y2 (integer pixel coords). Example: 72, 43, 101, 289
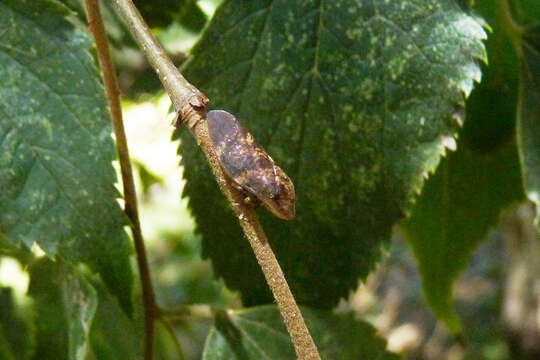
108, 0, 321, 359
83, 1, 157, 359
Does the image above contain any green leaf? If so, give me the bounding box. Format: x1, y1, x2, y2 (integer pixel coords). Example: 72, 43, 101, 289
203, 305, 400, 360
178, 1, 209, 32
402, 140, 524, 333
0, 0, 133, 314
88, 278, 181, 360
132, 159, 164, 196
177, 0, 486, 307
154, 232, 234, 308
517, 25, 540, 229
88, 279, 143, 360
0, 287, 34, 360
402, 1, 527, 332
28, 259, 97, 360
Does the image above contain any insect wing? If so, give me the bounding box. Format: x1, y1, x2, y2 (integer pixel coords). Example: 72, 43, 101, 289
207, 110, 280, 199
207, 110, 295, 220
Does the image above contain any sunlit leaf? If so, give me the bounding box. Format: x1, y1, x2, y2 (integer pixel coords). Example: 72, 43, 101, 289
0, 0, 133, 314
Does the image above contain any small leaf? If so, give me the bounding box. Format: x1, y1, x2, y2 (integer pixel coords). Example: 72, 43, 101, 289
0, 0, 133, 313
202, 305, 400, 360
178, 0, 486, 307
0, 287, 34, 360
176, 0, 209, 32
28, 259, 97, 360
517, 25, 540, 229
132, 159, 164, 196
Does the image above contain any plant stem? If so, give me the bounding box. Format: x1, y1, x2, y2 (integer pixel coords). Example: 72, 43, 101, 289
84, 1, 157, 359
108, 1, 321, 358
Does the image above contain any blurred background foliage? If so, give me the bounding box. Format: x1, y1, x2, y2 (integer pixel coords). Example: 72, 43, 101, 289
1, 0, 539, 359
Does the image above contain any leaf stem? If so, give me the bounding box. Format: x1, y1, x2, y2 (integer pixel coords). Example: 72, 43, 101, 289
83, 1, 157, 359
158, 318, 186, 360
499, 0, 525, 56
108, 0, 321, 358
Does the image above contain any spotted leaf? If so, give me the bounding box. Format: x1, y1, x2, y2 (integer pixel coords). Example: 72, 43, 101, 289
0, 0, 133, 314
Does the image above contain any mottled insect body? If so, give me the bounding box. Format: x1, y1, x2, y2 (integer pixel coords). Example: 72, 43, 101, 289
207, 110, 295, 220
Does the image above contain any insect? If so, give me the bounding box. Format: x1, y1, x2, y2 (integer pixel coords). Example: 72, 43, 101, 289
206, 110, 296, 220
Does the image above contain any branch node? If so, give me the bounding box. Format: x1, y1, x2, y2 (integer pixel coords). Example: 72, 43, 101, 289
175, 103, 206, 129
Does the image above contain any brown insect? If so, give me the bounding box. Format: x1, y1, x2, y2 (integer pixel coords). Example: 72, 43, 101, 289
206, 110, 295, 220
